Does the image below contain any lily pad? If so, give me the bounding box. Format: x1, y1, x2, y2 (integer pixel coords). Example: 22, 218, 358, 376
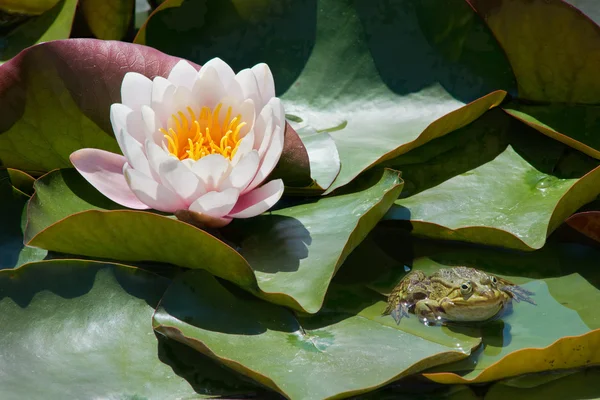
503, 104, 600, 160
80, 0, 134, 40
153, 269, 479, 400
25, 168, 402, 313
357, 233, 600, 384
0, 0, 77, 63
0, 260, 258, 398
384, 110, 600, 250
485, 368, 600, 400
565, 211, 600, 245
0, 39, 190, 174
469, 0, 600, 103
6, 168, 34, 195
136, 0, 514, 194
0, 169, 46, 269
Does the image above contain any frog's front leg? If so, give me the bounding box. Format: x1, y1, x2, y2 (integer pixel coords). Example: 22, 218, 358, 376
414, 298, 446, 324
384, 270, 428, 324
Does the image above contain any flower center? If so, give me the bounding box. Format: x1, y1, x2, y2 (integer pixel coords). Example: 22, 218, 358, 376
159, 103, 246, 161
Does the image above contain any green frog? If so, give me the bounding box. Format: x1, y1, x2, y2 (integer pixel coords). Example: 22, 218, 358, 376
384, 267, 535, 325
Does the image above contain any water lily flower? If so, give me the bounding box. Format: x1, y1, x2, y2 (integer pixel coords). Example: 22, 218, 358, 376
70, 58, 285, 227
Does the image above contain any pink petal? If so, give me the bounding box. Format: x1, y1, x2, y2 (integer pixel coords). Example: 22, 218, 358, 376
70, 149, 149, 210
192, 66, 226, 110
189, 188, 239, 218
228, 179, 284, 218
123, 164, 187, 213
222, 150, 259, 191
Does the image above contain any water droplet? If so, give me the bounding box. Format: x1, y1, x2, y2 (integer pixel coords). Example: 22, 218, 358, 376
404, 265, 411, 272
535, 176, 554, 190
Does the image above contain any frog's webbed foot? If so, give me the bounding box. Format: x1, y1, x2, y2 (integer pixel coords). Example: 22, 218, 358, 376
388, 302, 411, 325
503, 284, 536, 305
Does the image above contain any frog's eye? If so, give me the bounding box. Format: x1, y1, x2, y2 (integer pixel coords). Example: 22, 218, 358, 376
460, 282, 472, 295
490, 276, 498, 287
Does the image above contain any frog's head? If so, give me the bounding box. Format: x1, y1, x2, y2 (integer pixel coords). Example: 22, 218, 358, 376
437, 269, 511, 322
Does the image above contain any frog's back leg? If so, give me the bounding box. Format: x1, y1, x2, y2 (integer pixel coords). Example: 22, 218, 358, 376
383, 270, 427, 324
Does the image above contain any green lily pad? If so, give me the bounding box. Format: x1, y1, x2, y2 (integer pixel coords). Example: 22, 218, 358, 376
153, 269, 479, 400
6, 168, 34, 195
485, 368, 600, 400
356, 233, 600, 384
80, 0, 134, 40
0, 260, 259, 398
0, 169, 46, 269
384, 110, 600, 250
503, 104, 600, 160
469, 0, 600, 103
0, 0, 59, 14
136, 0, 514, 194
0, 39, 191, 174
0, 0, 77, 63
25, 168, 402, 313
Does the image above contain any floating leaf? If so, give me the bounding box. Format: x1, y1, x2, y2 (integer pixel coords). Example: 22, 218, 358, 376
565, 211, 600, 245
153, 269, 479, 400
384, 110, 600, 250
469, 0, 600, 103
136, 0, 514, 193
358, 234, 600, 384
0, 0, 77, 63
0, 260, 259, 398
0, 169, 46, 269
485, 368, 600, 400
25, 168, 401, 313
80, 0, 134, 40
503, 104, 600, 160
6, 168, 34, 195
0, 39, 191, 174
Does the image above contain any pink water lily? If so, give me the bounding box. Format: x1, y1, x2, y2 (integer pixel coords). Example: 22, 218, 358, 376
71, 58, 285, 228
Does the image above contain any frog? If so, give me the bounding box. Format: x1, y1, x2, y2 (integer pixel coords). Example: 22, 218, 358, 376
383, 267, 535, 325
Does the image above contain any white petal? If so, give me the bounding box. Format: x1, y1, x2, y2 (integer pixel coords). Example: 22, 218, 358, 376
190, 154, 231, 191
255, 106, 274, 157
145, 140, 173, 182
228, 179, 284, 218
152, 77, 176, 128
189, 188, 239, 218
141, 105, 164, 144
123, 164, 186, 213
170, 86, 197, 118
270, 97, 285, 126
251, 63, 275, 105
221, 150, 260, 191
231, 130, 255, 165
245, 122, 283, 192
158, 157, 206, 205
202, 58, 235, 87
235, 69, 262, 112
116, 128, 153, 178
121, 72, 152, 111
225, 78, 244, 102
192, 66, 226, 110
110, 103, 134, 147
167, 60, 198, 90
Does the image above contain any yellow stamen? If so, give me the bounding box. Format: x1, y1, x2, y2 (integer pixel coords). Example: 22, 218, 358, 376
158, 102, 247, 161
